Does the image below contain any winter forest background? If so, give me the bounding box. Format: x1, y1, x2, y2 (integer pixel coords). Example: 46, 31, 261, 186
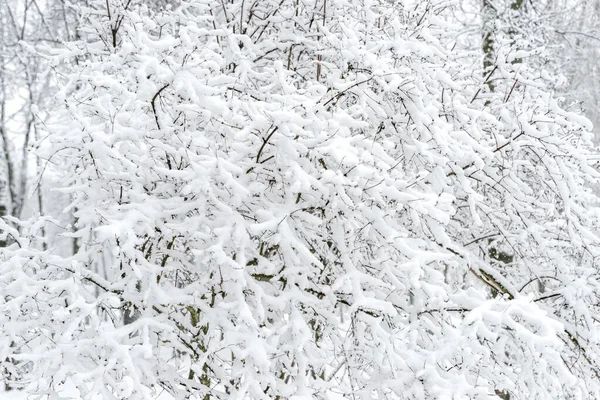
4, 0, 600, 399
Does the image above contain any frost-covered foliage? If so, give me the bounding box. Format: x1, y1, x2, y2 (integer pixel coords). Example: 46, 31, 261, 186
1, 0, 600, 399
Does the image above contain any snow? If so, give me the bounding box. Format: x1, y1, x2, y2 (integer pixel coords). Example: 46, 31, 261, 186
2, 0, 600, 398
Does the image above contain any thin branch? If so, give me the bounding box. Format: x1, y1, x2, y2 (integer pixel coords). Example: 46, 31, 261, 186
255, 126, 278, 164
151, 84, 169, 130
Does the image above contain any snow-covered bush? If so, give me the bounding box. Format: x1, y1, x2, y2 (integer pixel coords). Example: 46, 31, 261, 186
1, 0, 600, 398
